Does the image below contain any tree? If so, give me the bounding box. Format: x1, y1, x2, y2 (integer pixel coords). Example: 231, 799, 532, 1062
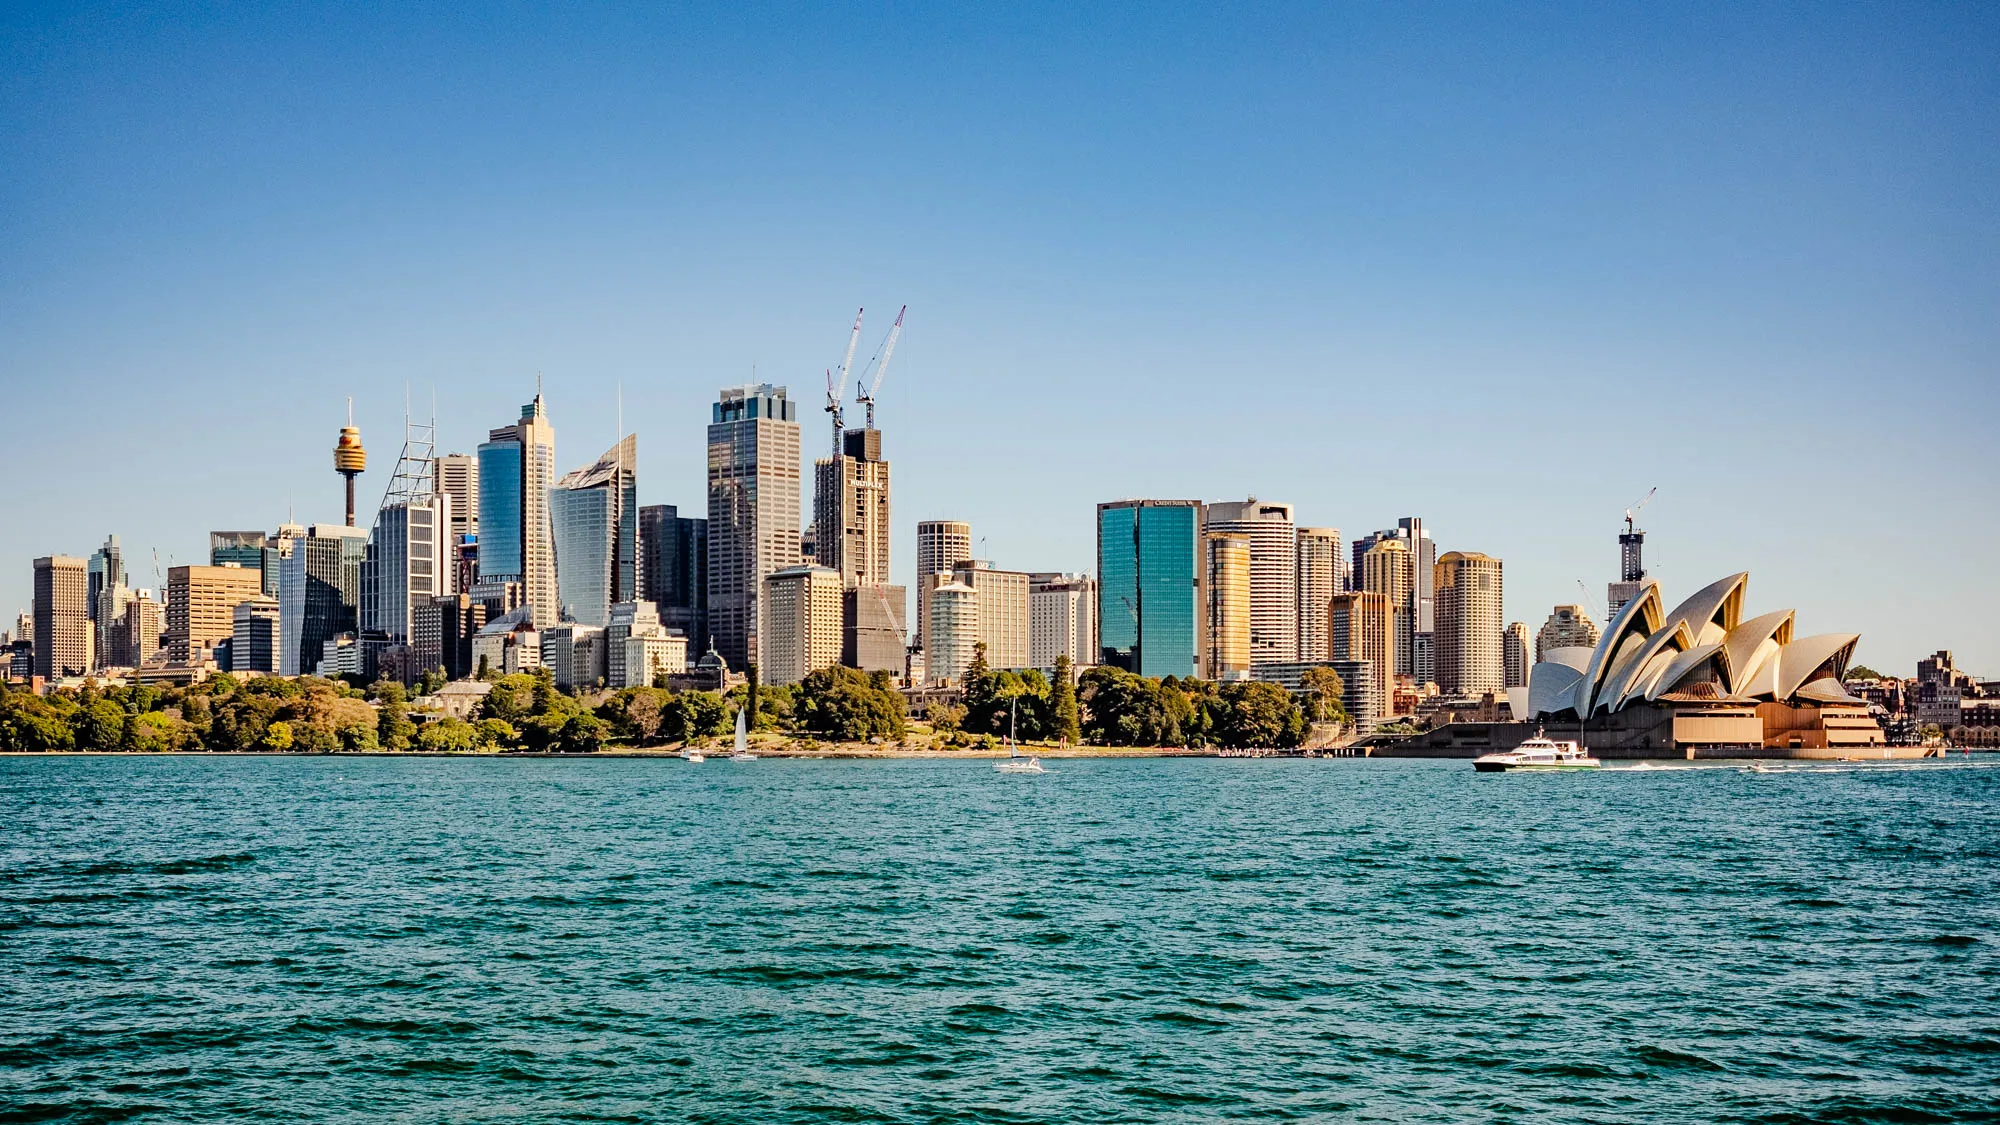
1078, 666, 1195, 747
1844, 665, 1884, 682
661, 691, 729, 742
261, 720, 295, 752
793, 666, 907, 742
72, 699, 126, 751
1209, 681, 1306, 749
475, 718, 518, 749
960, 643, 996, 726
1299, 666, 1348, 725
416, 667, 447, 696
1051, 654, 1081, 745
0, 693, 76, 752
375, 683, 415, 752
745, 663, 761, 731
929, 702, 966, 740
558, 713, 608, 753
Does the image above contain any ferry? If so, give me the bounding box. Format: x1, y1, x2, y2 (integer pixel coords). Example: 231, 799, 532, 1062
1473, 735, 1600, 772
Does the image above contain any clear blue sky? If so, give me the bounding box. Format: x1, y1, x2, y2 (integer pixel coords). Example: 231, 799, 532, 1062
3, 2, 1995, 675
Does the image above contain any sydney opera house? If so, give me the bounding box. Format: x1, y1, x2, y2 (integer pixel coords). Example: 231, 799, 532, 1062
1408, 572, 1893, 758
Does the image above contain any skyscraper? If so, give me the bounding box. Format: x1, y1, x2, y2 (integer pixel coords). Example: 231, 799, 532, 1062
1361, 538, 1413, 681
842, 583, 909, 676
165, 564, 262, 664
953, 561, 1031, 671
1608, 523, 1649, 619
1097, 499, 1200, 680
32, 556, 90, 679
88, 534, 126, 671
915, 520, 972, 650
926, 579, 980, 685
1502, 622, 1530, 689
1399, 517, 1436, 684
477, 393, 557, 627
1433, 551, 1504, 696
1029, 573, 1097, 670
1202, 499, 1298, 664
361, 419, 451, 644
1329, 590, 1392, 720
1535, 605, 1601, 661
707, 384, 801, 671
231, 596, 282, 674
1296, 526, 1342, 661
279, 524, 368, 676
433, 453, 479, 541
813, 427, 892, 588
761, 565, 843, 686
550, 435, 638, 628
1203, 531, 1252, 680
638, 504, 708, 653
210, 531, 276, 596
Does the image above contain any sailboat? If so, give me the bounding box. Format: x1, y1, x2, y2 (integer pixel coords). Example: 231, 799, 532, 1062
728, 704, 757, 762
994, 697, 1046, 774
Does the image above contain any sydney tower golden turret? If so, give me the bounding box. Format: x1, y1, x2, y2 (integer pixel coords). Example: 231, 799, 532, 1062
334, 398, 366, 526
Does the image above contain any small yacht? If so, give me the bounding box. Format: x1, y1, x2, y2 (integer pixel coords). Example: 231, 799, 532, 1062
727, 706, 757, 762
1473, 735, 1599, 772
993, 697, 1047, 774
682, 749, 706, 764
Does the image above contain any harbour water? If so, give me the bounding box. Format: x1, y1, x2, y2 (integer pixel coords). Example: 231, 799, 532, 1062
4, 755, 1997, 1122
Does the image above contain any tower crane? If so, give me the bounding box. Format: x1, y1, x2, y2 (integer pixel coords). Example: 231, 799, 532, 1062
854, 305, 906, 431
824, 308, 863, 456
1624, 487, 1657, 534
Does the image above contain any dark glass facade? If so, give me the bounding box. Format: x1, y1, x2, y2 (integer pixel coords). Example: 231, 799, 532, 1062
1097, 500, 1199, 679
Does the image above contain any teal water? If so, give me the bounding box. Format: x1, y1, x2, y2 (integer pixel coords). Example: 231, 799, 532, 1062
3, 756, 1998, 1123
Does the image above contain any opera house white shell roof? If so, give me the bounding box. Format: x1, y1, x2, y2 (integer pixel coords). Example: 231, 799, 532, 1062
1521, 573, 1862, 720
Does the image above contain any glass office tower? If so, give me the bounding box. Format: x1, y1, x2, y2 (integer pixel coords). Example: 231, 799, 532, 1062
1096, 499, 1200, 679
549, 435, 637, 628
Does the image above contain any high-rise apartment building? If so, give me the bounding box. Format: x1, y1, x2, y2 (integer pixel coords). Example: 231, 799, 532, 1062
1354, 520, 1434, 682
1204, 531, 1252, 680
32, 556, 90, 679
926, 580, 980, 685
1296, 527, 1342, 661
433, 453, 479, 541
1535, 605, 1600, 662
477, 393, 558, 627
638, 504, 708, 654
231, 596, 282, 674
1202, 499, 1297, 664
1029, 573, 1097, 670
550, 435, 638, 628
279, 524, 368, 676
1433, 552, 1504, 696
813, 428, 892, 588
1097, 500, 1200, 679
1502, 622, 1530, 689
707, 384, 801, 672
1360, 538, 1414, 682
951, 561, 1031, 671
915, 520, 972, 650
1329, 590, 1392, 720
165, 564, 263, 664
761, 565, 843, 686
121, 592, 161, 668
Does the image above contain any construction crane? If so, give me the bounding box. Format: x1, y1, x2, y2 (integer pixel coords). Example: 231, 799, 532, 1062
824, 308, 863, 455
854, 305, 906, 431
1624, 487, 1657, 534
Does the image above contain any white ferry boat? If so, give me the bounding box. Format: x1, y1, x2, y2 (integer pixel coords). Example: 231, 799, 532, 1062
1473, 735, 1600, 772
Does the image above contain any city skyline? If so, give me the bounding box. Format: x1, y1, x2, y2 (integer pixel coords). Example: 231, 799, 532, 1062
3, 4, 1996, 673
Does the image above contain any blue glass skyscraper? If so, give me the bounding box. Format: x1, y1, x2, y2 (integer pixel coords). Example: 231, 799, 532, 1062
1097, 499, 1200, 679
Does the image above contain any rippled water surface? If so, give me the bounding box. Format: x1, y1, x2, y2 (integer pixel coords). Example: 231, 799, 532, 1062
4, 755, 1999, 1123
